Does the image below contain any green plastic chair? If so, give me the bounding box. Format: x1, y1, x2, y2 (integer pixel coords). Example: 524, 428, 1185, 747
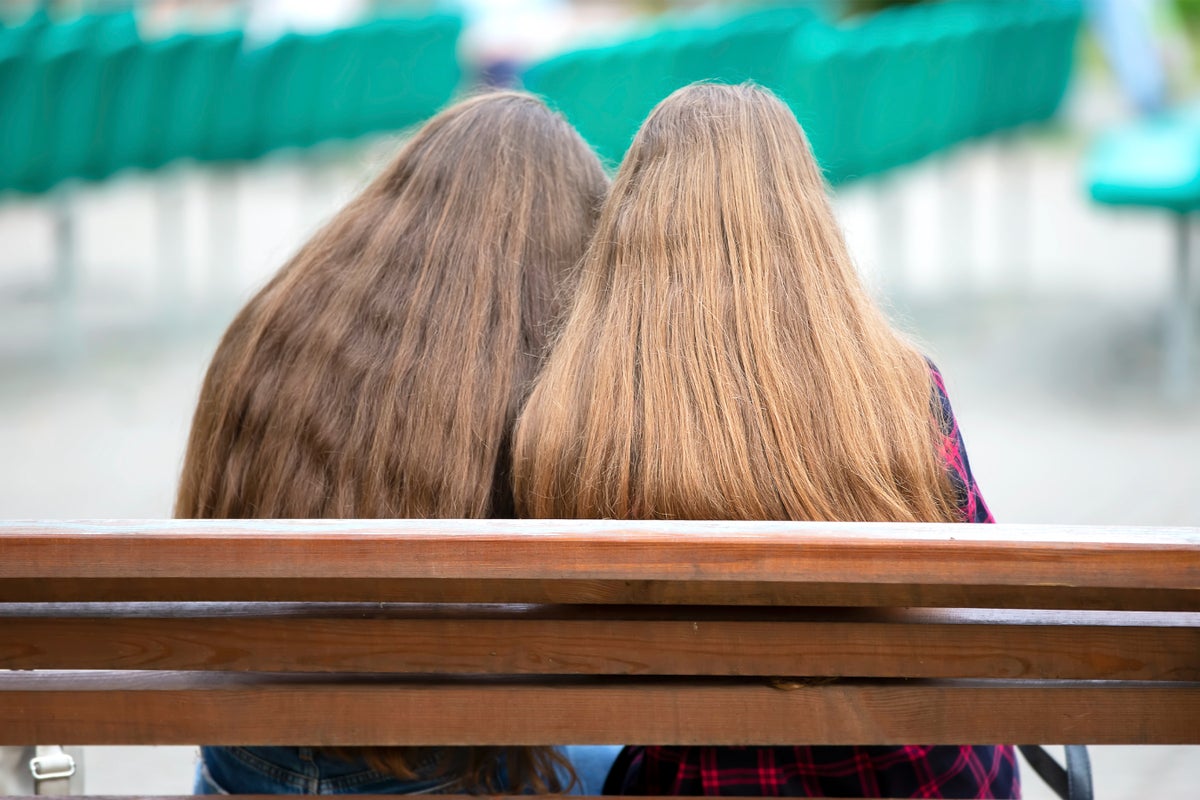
95, 33, 195, 173
311, 24, 369, 142
927, 6, 987, 150
1025, 1, 1082, 123
10, 18, 99, 192
525, 5, 821, 167
1088, 111, 1200, 213
0, 28, 38, 192
0, 14, 145, 192
525, 43, 636, 164
154, 30, 243, 166
69, 18, 142, 181
780, 23, 850, 183
1086, 104, 1200, 399
269, 30, 339, 151
243, 32, 304, 157
200, 36, 274, 162
852, 15, 926, 173
354, 15, 463, 136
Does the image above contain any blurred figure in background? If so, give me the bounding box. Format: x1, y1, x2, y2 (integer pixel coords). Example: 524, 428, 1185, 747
175, 91, 609, 795
1087, 0, 1172, 114
457, 0, 570, 86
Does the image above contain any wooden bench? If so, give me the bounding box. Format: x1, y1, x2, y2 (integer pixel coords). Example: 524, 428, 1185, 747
1, 519, 1198, 798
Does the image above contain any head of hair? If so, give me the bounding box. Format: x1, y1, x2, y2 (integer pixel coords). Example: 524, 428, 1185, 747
175, 90, 608, 790
513, 82, 959, 523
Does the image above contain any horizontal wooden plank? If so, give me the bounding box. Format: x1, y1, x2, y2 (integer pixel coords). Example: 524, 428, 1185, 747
2, 520, 1198, 610
3, 519, 1197, 584
2, 577, 1197, 610
2, 671, 1197, 746
2, 604, 1196, 681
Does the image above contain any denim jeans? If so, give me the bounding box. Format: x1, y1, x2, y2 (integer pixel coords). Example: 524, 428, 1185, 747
195, 747, 467, 795
561, 745, 622, 795
195, 745, 623, 795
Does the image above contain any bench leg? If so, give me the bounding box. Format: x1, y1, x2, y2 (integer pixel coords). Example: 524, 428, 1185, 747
208, 169, 239, 312
156, 175, 188, 334
51, 189, 82, 363
1165, 213, 1195, 401
998, 135, 1031, 297
876, 175, 909, 301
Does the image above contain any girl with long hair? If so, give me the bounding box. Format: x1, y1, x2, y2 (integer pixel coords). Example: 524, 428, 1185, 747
512, 82, 1014, 798
176, 91, 609, 795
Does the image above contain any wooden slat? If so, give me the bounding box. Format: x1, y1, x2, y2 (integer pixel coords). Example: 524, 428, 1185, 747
2, 520, 1198, 609
2, 604, 1197, 682
3, 519, 1198, 584
2, 577, 1197, 610
1, 671, 1197, 746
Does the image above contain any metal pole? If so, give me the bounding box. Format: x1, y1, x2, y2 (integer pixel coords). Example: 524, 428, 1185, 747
156, 175, 188, 334
940, 153, 973, 297
876, 175, 907, 303
1165, 213, 1194, 402
1000, 135, 1030, 297
209, 169, 239, 313
52, 189, 82, 363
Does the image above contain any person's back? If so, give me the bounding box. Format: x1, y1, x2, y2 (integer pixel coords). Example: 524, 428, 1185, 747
176, 91, 609, 795
512, 82, 1014, 798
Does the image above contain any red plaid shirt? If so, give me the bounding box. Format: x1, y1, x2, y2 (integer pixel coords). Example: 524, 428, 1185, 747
608, 367, 1017, 798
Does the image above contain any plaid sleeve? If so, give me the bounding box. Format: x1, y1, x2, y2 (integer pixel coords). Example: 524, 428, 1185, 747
929, 364, 994, 524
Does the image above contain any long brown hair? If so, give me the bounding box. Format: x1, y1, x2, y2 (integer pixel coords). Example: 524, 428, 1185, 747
176, 91, 608, 791
513, 82, 959, 523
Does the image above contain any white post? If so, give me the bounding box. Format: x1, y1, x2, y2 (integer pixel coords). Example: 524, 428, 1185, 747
939, 152, 974, 298
156, 175, 188, 334
51, 189, 82, 363
1165, 214, 1194, 402
999, 135, 1031, 297
876, 175, 907, 303
209, 169, 239, 314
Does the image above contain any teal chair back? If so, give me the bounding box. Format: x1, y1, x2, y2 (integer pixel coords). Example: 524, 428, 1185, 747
5, 17, 98, 192
524, 6, 820, 166
355, 15, 463, 135
154, 30, 243, 166
0, 13, 462, 191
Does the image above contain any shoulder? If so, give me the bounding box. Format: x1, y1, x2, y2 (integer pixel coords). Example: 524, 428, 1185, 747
923, 358, 995, 524
924, 358, 957, 436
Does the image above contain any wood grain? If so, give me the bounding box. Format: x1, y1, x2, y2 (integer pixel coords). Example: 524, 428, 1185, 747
2, 520, 1198, 609
3, 520, 1197, 584
2, 604, 1196, 681
2, 577, 1197, 610
2, 671, 1197, 746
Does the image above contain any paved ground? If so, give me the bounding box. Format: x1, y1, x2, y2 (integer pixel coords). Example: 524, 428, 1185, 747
0, 106, 1196, 796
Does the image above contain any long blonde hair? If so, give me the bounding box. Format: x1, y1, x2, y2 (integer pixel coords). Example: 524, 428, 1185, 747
176, 91, 608, 790
513, 82, 959, 523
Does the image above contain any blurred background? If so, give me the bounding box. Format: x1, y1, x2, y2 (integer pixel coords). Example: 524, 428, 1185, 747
0, 0, 1197, 796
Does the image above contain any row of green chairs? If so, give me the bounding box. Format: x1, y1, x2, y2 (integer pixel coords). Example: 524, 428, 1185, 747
524, 5, 822, 164
0, 13, 463, 194
523, 0, 1082, 179
781, 0, 1081, 184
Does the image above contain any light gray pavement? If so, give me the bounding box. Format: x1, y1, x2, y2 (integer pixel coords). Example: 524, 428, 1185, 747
0, 117, 1196, 796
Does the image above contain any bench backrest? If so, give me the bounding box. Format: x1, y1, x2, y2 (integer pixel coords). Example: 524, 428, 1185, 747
1, 519, 1197, 749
